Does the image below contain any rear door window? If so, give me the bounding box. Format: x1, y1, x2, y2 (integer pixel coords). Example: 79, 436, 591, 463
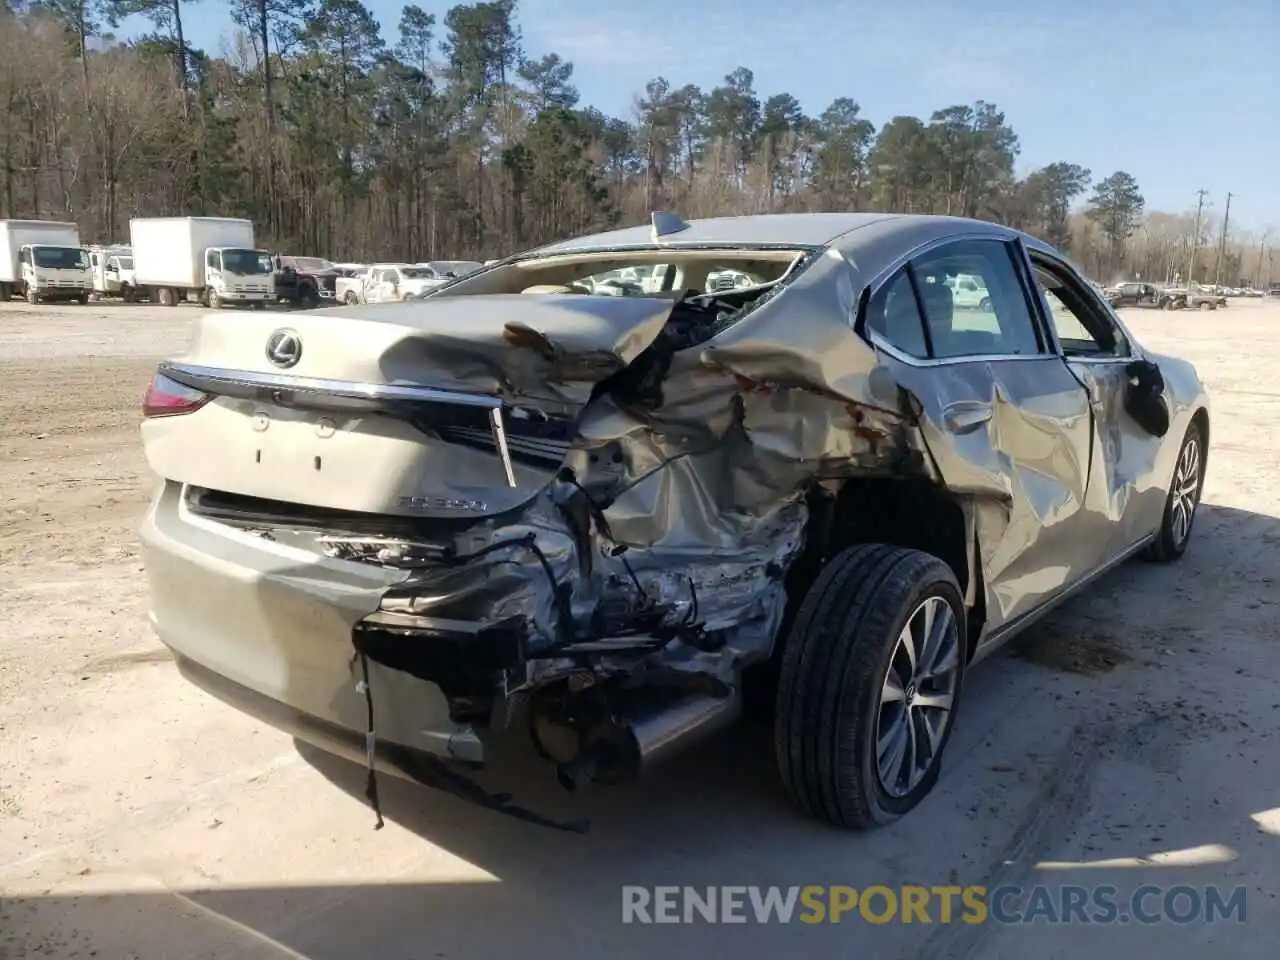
909, 240, 1043, 359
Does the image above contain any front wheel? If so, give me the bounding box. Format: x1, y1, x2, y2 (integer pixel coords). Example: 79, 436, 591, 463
1145, 421, 1205, 562
978, 296, 991, 311
774, 544, 966, 829
207, 288, 222, 309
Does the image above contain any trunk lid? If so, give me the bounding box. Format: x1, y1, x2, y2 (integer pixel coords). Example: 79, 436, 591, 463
142, 294, 675, 521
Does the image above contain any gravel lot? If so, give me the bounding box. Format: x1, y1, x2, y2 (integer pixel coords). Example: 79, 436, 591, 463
2, 297, 1279, 959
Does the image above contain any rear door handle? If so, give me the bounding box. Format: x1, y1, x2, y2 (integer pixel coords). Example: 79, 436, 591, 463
942, 401, 993, 434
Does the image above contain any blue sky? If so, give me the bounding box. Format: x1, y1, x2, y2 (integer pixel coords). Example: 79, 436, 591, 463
135, 0, 1279, 229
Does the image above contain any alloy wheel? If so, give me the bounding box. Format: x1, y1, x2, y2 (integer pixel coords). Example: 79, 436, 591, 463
1170, 435, 1202, 547
876, 595, 961, 798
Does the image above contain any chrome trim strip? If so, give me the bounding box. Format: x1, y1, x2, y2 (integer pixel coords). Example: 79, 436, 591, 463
160, 362, 503, 409
866, 331, 1063, 369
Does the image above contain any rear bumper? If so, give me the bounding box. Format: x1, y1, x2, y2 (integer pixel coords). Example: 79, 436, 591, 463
172, 652, 477, 781
139, 480, 486, 763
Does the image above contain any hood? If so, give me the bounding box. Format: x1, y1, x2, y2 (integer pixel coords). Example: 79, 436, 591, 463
175, 293, 677, 409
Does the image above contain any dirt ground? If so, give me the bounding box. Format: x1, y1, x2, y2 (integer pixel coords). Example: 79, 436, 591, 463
2, 296, 1279, 959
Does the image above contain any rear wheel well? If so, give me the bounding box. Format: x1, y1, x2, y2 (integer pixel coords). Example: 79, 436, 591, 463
745, 478, 982, 720
1190, 407, 1209, 452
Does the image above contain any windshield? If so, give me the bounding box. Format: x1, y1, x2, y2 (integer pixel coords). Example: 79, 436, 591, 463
221, 249, 273, 275
115, 257, 133, 270
31, 246, 88, 270
288, 257, 335, 273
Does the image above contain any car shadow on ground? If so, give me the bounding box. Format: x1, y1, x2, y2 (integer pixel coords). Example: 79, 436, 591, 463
4, 503, 1278, 959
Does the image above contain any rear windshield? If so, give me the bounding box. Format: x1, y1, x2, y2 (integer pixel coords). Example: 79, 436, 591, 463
32, 246, 88, 269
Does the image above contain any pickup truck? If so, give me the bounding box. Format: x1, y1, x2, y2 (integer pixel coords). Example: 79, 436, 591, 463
1107, 282, 1177, 309
274, 255, 338, 307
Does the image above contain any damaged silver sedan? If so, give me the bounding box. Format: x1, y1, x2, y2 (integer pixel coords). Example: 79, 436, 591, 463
139, 212, 1210, 830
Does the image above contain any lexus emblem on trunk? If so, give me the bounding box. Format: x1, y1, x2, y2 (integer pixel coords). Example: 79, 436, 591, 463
265, 329, 302, 368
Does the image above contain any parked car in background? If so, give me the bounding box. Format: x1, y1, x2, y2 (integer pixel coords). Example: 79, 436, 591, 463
944, 272, 992, 310
333, 264, 367, 304
0, 219, 92, 304
138, 211, 1211, 831
706, 268, 754, 293
274, 255, 339, 308
131, 217, 273, 308
1183, 284, 1221, 310
88, 243, 138, 301
1109, 281, 1176, 309
358, 263, 447, 303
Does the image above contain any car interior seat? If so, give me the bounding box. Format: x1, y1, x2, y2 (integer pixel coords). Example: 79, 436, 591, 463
520, 284, 583, 295
881, 285, 929, 356
917, 280, 956, 355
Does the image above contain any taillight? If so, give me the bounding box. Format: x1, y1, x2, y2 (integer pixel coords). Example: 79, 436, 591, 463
142, 371, 211, 418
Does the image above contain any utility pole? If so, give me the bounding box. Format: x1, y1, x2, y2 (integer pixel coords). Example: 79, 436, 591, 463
1186, 189, 1209, 286
1255, 230, 1270, 290
1213, 192, 1233, 285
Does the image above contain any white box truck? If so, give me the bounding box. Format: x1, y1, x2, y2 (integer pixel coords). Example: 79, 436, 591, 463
130, 217, 274, 308
0, 220, 92, 304
87, 243, 138, 301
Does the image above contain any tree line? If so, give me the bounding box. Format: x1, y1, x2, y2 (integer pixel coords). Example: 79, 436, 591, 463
0, 0, 1270, 286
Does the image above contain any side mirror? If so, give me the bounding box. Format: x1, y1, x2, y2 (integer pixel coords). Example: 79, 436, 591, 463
1123, 359, 1170, 437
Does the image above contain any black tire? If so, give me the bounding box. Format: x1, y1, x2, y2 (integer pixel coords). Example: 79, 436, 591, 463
978, 296, 991, 311
207, 287, 222, 309
774, 544, 966, 829
157, 287, 175, 307
77, 294, 89, 305
344, 291, 359, 305
1144, 420, 1206, 562
26, 286, 38, 304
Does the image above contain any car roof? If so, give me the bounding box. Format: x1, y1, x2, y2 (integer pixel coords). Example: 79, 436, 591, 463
524, 213, 1023, 262
528, 213, 896, 254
